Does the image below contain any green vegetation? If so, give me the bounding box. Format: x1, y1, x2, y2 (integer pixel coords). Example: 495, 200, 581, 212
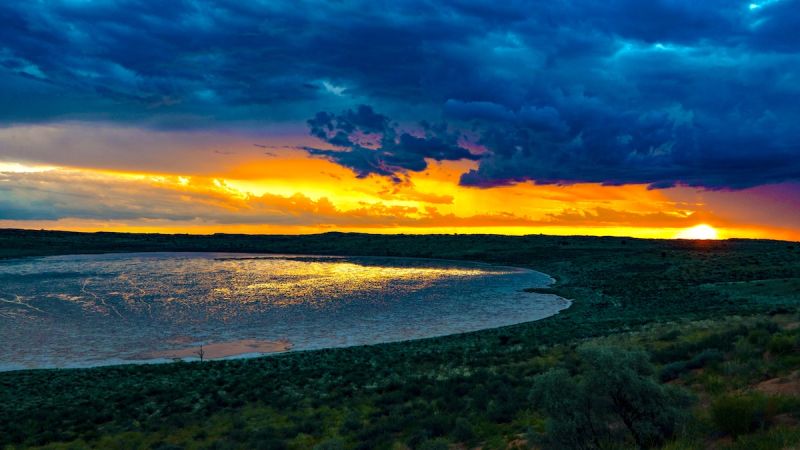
530, 346, 691, 448
1, 229, 800, 449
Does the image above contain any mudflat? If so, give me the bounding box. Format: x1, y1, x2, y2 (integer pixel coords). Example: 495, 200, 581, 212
135, 338, 293, 360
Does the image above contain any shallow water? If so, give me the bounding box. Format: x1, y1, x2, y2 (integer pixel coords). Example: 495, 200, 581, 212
0, 253, 569, 370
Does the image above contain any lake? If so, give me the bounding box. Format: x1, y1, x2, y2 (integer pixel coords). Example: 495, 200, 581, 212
0, 253, 569, 370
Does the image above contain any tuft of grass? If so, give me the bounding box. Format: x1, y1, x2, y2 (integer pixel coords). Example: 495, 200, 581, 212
719, 426, 800, 450
709, 393, 789, 438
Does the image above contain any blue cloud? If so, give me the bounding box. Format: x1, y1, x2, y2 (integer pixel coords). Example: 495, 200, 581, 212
0, 0, 799, 189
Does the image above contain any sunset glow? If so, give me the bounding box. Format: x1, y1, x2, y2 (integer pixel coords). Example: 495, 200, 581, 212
1, 1, 798, 241
1, 156, 798, 240
675, 225, 720, 240
5, 3, 800, 447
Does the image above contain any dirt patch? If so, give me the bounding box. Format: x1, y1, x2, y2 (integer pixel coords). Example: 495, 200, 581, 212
755, 371, 800, 396
772, 413, 799, 427
134, 339, 292, 360
782, 321, 800, 331
506, 438, 530, 449
707, 435, 734, 449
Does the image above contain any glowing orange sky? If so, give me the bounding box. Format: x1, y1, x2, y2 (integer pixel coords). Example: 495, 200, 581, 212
2, 2, 800, 243
1, 133, 798, 241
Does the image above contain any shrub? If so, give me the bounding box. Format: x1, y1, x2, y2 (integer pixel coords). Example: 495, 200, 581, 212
151, 443, 184, 450
747, 329, 772, 346
245, 428, 288, 450
660, 361, 689, 382
313, 438, 345, 450
659, 330, 681, 341
767, 335, 797, 356
452, 417, 475, 443
417, 437, 450, 450
531, 346, 693, 449
659, 349, 724, 382
405, 429, 431, 448
710, 394, 775, 438
686, 349, 724, 370
339, 411, 362, 434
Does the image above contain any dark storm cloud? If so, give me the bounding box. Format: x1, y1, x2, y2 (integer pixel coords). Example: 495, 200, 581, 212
1, 0, 799, 188
304, 105, 479, 181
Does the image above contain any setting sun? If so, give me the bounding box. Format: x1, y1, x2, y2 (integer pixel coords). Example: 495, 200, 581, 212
675, 224, 720, 240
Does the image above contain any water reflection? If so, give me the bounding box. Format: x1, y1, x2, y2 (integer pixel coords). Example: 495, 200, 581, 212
0, 253, 569, 370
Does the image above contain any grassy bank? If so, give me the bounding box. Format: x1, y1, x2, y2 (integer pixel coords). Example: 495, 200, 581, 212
1, 230, 799, 449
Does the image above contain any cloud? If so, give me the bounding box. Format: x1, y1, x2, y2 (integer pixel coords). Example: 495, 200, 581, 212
456, 87, 800, 189
543, 207, 711, 228
4, 164, 800, 238
0, 165, 705, 231
303, 105, 480, 181
0, 1, 798, 189
0, 168, 389, 225
0, 122, 317, 175
0, 167, 484, 227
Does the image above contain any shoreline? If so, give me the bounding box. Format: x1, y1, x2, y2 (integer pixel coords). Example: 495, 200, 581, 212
0, 254, 571, 373
131, 338, 293, 361
0, 296, 571, 373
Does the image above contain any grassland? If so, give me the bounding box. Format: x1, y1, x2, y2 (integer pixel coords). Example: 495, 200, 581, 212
1, 229, 799, 449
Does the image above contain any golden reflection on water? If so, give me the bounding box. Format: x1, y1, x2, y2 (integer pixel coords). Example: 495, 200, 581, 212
61, 256, 514, 322
0, 253, 568, 370
1, 256, 512, 321
240, 261, 493, 304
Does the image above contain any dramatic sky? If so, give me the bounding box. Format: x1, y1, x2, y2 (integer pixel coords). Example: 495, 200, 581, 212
1, 0, 799, 239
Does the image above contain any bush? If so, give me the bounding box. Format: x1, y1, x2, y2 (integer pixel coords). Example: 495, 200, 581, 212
420, 414, 451, 437
151, 443, 184, 450
659, 330, 681, 341
452, 417, 475, 443
747, 329, 772, 346
660, 361, 689, 382
660, 349, 724, 382
313, 438, 345, 450
406, 429, 431, 448
531, 346, 693, 449
686, 349, 725, 370
241, 426, 287, 450
767, 335, 797, 356
417, 437, 450, 450
340, 411, 362, 434
710, 394, 776, 438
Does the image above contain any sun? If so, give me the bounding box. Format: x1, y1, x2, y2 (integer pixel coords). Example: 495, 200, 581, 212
675, 224, 720, 240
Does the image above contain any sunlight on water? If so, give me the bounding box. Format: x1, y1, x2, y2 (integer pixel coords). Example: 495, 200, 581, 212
0, 253, 569, 370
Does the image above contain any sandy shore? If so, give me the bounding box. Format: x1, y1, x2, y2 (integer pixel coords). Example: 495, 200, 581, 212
136, 338, 292, 360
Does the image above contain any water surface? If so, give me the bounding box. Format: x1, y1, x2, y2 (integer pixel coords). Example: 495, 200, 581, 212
0, 253, 569, 370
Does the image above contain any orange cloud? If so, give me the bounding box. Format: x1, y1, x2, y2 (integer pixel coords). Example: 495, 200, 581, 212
1, 157, 798, 241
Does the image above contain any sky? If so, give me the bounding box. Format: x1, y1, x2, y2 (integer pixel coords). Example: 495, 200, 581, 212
1, 0, 799, 240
